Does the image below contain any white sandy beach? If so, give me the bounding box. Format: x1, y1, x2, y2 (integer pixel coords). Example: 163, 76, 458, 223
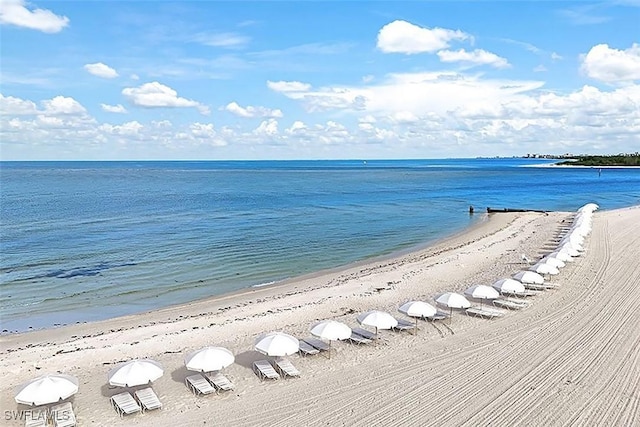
1, 207, 639, 426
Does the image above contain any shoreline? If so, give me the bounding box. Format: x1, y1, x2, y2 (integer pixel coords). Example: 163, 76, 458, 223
0, 213, 488, 337
2, 205, 639, 426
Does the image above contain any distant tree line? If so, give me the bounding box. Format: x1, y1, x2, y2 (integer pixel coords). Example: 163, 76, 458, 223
557, 154, 640, 166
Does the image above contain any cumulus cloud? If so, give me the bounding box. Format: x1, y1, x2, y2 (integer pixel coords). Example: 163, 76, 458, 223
0, 93, 38, 114
84, 63, 119, 79
581, 43, 640, 83
122, 82, 209, 114
224, 102, 283, 118
101, 103, 127, 113
254, 118, 278, 136
0, 0, 69, 33
267, 80, 312, 92
41, 96, 87, 115
437, 49, 510, 68
377, 20, 468, 54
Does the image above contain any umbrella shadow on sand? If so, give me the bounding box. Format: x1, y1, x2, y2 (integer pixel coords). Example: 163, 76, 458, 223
233, 350, 265, 371
170, 366, 191, 385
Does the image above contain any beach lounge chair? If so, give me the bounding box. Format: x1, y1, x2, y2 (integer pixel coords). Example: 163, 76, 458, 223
493, 298, 527, 310
206, 371, 235, 392
425, 310, 450, 321
24, 408, 48, 427
352, 327, 377, 340
50, 402, 76, 427
110, 391, 142, 417
185, 374, 216, 396
523, 282, 558, 291
303, 337, 331, 352
134, 387, 162, 412
253, 360, 280, 381
393, 318, 417, 333
348, 332, 372, 345
273, 358, 300, 378
466, 307, 505, 319
298, 339, 320, 356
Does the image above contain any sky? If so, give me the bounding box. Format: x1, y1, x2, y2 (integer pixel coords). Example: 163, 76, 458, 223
0, 0, 639, 160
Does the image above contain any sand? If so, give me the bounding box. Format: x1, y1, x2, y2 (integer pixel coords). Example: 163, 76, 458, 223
1, 207, 639, 426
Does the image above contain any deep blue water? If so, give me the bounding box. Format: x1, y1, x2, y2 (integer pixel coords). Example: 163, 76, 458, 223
1, 159, 639, 332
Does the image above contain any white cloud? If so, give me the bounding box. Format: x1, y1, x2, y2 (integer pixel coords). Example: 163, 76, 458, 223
99, 121, 143, 136
551, 52, 563, 61
533, 65, 548, 73
437, 49, 510, 68
0, 93, 38, 114
41, 96, 87, 115
130, 74, 140, 80
122, 82, 209, 114
84, 63, 119, 79
581, 43, 640, 83
377, 20, 469, 54
101, 103, 127, 113
254, 118, 278, 136
0, 0, 69, 33
225, 101, 283, 118
193, 32, 250, 48
267, 80, 312, 92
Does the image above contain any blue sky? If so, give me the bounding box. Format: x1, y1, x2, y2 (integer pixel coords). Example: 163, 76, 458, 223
1, 0, 639, 160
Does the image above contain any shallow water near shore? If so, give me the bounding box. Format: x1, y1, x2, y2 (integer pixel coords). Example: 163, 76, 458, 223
1, 158, 639, 332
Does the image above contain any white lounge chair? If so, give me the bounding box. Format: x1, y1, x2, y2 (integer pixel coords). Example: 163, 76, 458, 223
352, 327, 377, 340
110, 391, 142, 417
493, 298, 527, 310
206, 371, 235, 392
425, 310, 450, 321
24, 408, 48, 427
303, 337, 331, 352
393, 318, 417, 333
466, 307, 505, 319
50, 402, 76, 427
253, 360, 280, 381
134, 387, 162, 412
273, 358, 300, 378
298, 339, 320, 356
348, 332, 372, 345
185, 374, 216, 396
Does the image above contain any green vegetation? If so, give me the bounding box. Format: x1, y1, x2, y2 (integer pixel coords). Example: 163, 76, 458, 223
557, 155, 640, 167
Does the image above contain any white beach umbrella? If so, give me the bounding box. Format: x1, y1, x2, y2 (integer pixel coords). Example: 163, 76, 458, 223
108, 359, 164, 388
513, 271, 545, 285
542, 256, 566, 268
254, 332, 299, 357
435, 292, 471, 324
184, 346, 235, 373
492, 278, 526, 295
558, 244, 581, 257
310, 320, 352, 342
398, 301, 437, 333
464, 285, 499, 308
15, 374, 79, 407
357, 310, 398, 335
398, 301, 437, 319
549, 250, 573, 262
578, 203, 599, 213
530, 262, 560, 276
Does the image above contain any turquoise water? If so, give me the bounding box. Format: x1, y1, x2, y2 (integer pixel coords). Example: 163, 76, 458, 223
1, 159, 639, 332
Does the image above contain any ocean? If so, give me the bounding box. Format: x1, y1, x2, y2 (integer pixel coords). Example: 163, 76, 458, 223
1, 159, 639, 333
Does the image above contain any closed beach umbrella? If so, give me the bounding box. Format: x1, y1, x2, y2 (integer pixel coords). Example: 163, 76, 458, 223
357, 310, 398, 336
184, 347, 235, 373
464, 285, 499, 308
558, 244, 581, 257
530, 262, 560, 276
492, 278, 526, 295
513, 271, 545, 285
255, 332, 299, 357
108, 359, 164, 388
398, 301, 437, 333
310, 320, 352, 342
15, 374, 79, 407
435, 292, 471, 324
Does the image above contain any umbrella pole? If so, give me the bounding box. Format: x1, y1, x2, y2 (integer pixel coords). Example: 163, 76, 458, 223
414, 317, 418, 335
450, 307, 453, 325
